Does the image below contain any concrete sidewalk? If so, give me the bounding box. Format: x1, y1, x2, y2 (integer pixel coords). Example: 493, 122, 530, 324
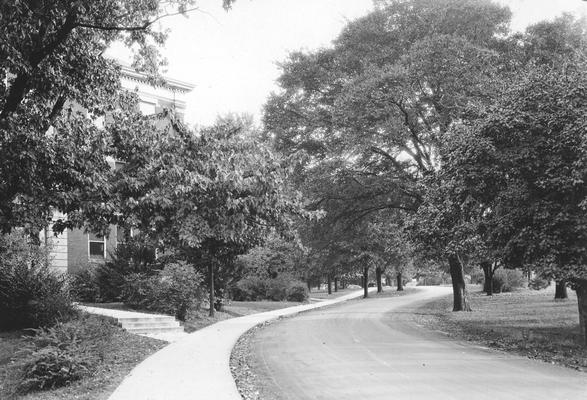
108, 288, 375, 400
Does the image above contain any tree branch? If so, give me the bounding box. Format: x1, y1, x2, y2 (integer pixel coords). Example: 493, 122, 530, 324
1, 12, 77, 120
76, 7, 202, 32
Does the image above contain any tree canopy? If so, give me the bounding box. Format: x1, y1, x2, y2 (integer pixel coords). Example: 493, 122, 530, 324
0, 0, 234, 234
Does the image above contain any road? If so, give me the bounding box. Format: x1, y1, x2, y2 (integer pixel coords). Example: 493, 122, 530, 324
250, 286, 587, 400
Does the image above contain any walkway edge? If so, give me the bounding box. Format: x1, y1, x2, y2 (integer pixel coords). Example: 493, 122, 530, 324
108, 288, 377, 400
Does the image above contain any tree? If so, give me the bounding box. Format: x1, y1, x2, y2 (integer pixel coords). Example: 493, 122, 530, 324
265, 0, 513, 311
409, 13, 587, 303
446, 63, 587, 343
0, 0, 234, 235
113, 115, 306, 315
237, 233, 306, 281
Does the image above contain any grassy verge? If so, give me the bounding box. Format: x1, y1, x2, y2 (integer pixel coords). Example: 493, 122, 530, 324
308, 287, 358, 300
414, 286, 587, 371
183, 309, 235, 333
368, 286, 415, 299
224, 300, 304, 316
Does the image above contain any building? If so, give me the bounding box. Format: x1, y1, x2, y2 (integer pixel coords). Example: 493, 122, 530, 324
41, 66, 194, 274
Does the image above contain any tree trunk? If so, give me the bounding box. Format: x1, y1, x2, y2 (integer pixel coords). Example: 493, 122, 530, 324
363, 266, 369, 298
376, 267, 383, 293
327, 274, 332, 295
385, 275, 392, 286
575, 279, 587, 347
334, 277, 338, 292
480, 261, 494, 296
208, 263, 215, 317
307, 279, 311, 293
449, 255, 471, 312
396, 272, 404, 291
555, 280, 568, 299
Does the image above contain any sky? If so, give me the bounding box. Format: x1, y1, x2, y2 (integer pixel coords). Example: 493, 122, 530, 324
109, 0, 587, 127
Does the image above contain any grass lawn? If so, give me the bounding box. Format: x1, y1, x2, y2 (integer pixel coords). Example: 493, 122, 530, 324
308, 286, 364, 300
414, 285, 587, 371
367, 286, 415, 299
223, 300, 304, 317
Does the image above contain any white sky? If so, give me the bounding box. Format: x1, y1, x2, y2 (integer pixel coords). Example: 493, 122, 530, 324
109, 0, 587, 127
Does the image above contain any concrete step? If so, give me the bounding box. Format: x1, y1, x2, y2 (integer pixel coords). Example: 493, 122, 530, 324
78, 305, 185, 336
120, 321, 181, 329
124, 326, 185, 334
116, 316, 177, 323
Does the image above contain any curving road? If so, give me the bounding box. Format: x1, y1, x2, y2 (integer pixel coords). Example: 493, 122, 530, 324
250, 286, 587, 400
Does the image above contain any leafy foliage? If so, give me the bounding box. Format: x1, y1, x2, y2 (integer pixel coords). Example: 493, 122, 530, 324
264, 0, 514, 302
0, 231, 77, 330
0, 1, 236, 236
449, 63, 587, 282
491, 269, 525, 293
68, 267, 101, 303
232, 275, 308, 302
113, 115, 307, 313
122, 262, 204, 320
16, 314, 118, 394
529, 276, 551, 291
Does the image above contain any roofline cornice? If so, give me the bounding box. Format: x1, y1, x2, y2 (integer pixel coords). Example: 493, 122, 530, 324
119, 65, 195, 94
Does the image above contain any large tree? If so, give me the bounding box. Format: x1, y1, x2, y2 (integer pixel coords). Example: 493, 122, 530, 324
264, 0, 512, 310
439, 60, 587, 342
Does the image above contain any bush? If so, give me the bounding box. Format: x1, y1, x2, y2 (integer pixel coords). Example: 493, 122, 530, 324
266, 276, 290, 301
469, 268, 484, 285
231, 276, 308, 302
16, 314, 118, 394
93, 236, 160, 302
232, 276, 268, 301
122, 262, 204, 320
286, 282, 309, 302
69, 267, 101, 302
529, 276, 551, 290
416, 273, 449, 286
0, 232, 77, 331
492, 269, 525, 293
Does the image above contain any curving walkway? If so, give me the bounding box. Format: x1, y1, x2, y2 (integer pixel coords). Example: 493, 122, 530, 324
108, 288, 376, 400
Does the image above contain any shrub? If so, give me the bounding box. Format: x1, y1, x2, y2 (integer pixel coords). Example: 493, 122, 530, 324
492, 269, 525, 293
120, 273, 156, 309
94, 236, 160, 302
286, 282, 308, 302
232, 276, 268, 301
0, 232, 77, 331
416, 273, 449, 286
231, 276, 309, 302
16, 314, 118, 394
122, 262, 204, 320
69, 267, 101, 302
529, 276, 551, 290
157, 263, 204, 320
469, 268, 484, 285
265, 276, 289, 301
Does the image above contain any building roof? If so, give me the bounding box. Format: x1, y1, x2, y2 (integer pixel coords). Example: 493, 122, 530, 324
119, 64, 195, 94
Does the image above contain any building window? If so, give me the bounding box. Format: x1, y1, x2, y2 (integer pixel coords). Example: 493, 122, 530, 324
88, 233, 106, 261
